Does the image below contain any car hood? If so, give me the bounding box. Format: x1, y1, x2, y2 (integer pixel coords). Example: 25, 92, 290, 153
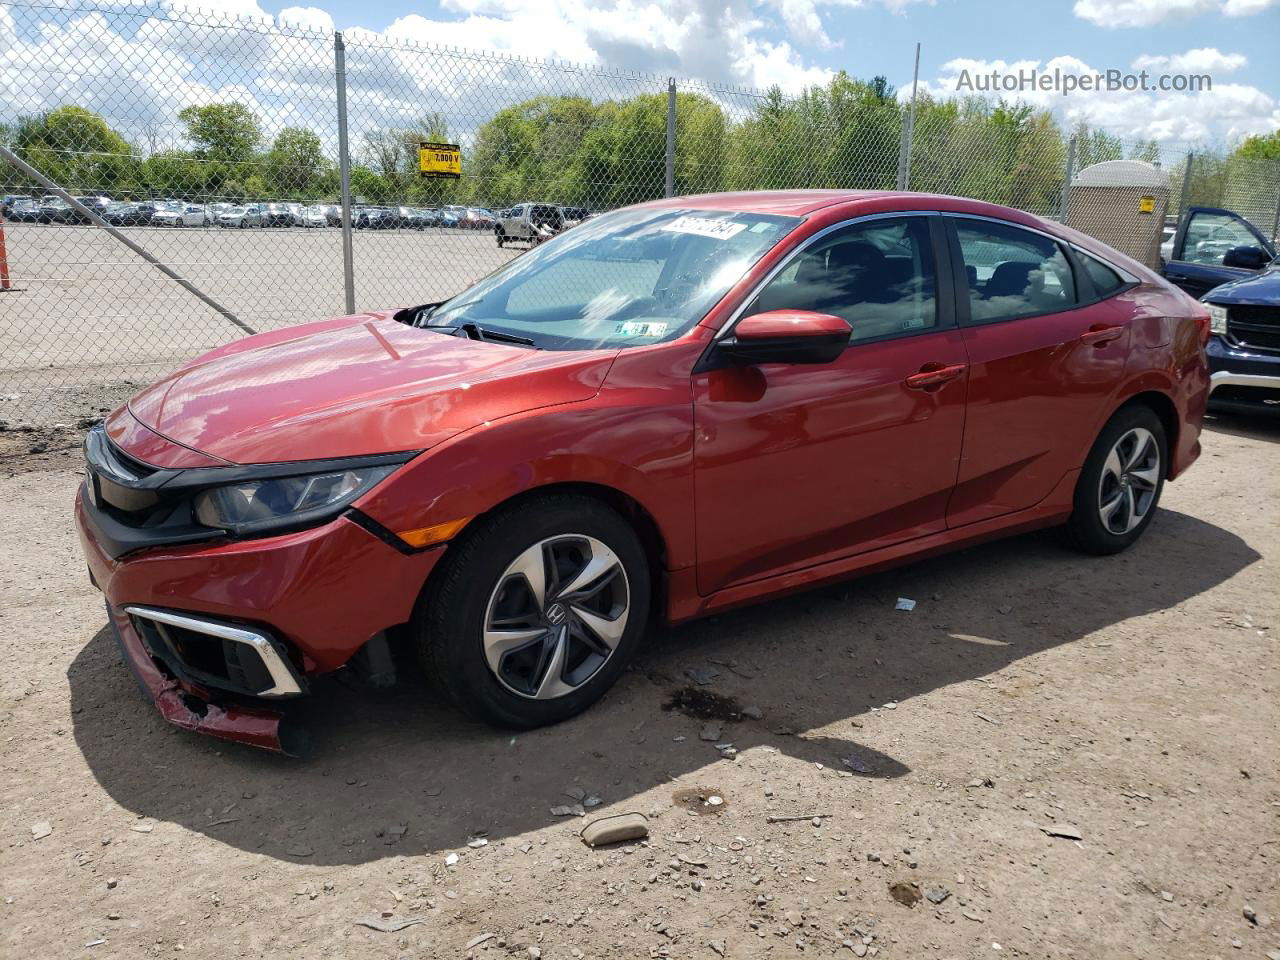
1204, 266, 1280, 305
122, 312, 617, 464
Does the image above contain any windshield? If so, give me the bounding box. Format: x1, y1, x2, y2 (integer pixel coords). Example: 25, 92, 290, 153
424, 206, 800, 350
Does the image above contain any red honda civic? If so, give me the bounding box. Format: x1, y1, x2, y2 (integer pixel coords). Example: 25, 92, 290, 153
75, 190, 1210, 752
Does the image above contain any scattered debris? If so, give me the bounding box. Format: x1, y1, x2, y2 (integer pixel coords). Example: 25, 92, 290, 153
997, 604, 1013, 615
581, 812, 649, 847
709, 940, 726, 956
465, 932, 496, 949
30, 821, 52, 841
699, 723, 722, 742
766, 813, 832, 824
354, 916, 427, 933
966, 777, 995, 788
841, 754, 871, 774
741, 705, 764, 720
1039, 824, 1084, 841
445, 853, 459, 866
84, 939, 106, 948
673, 787, 729, 816
286, 844, 314, 857
974, 712, 1000, 725
550, 805, 585, 818
925, 887, 951, 905
895, 597, 916, 612
1243, 905, 1257, 925
889, 880, 922, 907
130, 823, 154, 834
467, 837, 488, 848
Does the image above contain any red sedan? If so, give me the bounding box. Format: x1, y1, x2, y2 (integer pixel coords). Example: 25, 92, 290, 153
75, 190, 1210, 752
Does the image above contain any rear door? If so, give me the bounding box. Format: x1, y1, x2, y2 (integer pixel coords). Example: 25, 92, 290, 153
943, 215, 1134, 528
1164, 207, 1275, 298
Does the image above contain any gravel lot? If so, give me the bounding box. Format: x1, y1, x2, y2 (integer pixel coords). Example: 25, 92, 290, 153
0, 223, 519, 425
1, 414, 1277, 960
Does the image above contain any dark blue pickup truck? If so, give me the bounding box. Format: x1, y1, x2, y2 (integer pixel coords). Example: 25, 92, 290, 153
1163, 206, 1279, 414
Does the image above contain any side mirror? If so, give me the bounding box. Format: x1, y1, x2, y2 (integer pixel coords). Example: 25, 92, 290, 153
1223, 245, 1270, 270
719, 310, 852, 366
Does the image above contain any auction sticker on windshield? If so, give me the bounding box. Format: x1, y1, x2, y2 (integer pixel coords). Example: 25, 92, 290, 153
662, 216, 747, 240
614, 321, 669, 338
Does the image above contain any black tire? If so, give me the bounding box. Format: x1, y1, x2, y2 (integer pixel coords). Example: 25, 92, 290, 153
495, 228, 505, 247
415, 494, 651, 728
1065, 403, 1167, 555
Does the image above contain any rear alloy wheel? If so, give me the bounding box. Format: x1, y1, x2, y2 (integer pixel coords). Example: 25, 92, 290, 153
416, 494, 650, 728
1066, 404, 1167, 555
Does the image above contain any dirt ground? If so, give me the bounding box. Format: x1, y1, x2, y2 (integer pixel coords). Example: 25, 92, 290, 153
1, 414, 1277, 960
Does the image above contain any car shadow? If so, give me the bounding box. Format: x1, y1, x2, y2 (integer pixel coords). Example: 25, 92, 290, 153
1204, 409, 1280, 444
68, 508, 1259, 865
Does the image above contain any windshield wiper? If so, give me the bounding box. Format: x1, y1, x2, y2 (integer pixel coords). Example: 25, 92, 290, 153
458, 322, 537, 347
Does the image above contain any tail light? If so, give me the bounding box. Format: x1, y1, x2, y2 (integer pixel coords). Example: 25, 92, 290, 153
1192, 306, 1212, 345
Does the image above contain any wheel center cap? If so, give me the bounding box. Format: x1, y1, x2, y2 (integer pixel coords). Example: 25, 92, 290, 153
545, 602, 569, 626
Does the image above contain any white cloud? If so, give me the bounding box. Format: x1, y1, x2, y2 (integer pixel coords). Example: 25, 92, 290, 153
1131, 48, 1247, 73
925, 53, 1280, 145
277, 6, 335, 32
1073, 0, 1277, 28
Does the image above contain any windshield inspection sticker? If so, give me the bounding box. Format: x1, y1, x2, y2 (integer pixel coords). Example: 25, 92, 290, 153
662, 216, 747, 241
614, 321, 669, 338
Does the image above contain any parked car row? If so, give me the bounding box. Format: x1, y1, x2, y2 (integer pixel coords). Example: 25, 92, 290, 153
493, 203, 597, 246
0, 194, 503, 231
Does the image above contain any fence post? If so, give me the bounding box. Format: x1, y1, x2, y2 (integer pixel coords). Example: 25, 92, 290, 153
665, 78, 676, 198
334, 30, 356, 315
1059, 135, 1077, 222
896, 42, 921, 192
1177, 151, 1195, 222
1270, 187, 1280, 246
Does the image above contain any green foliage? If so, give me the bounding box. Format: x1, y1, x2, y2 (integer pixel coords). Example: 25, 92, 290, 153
1233, 130, 1280, 162
265, 127, 331, 199
178, 102, 262, 164
13, 106, 141, 194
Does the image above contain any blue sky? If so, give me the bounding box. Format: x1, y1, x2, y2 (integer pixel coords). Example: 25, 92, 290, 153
320, 0, 1280, 102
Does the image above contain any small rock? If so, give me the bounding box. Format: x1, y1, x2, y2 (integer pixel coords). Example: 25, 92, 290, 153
1243, 905, 1257, 924
741, 705, 764, 720
709, 941, 726, 957
465, 933, 495, 949
445, 853, 459, 866
1160, 890, 1173, 902
107, 912, 120, 921
925, 887, 950, 904
785, 910, 804, 926
30, 822, 52, 841
106, 878, 118, 889
699, 723, 722, 742
997, 604, 1013, 615
1039, 824, 1083, 841
527, 949, 542, 960
853, 944, 868, 958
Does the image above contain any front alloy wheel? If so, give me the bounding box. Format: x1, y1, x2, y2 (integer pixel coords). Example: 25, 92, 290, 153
484, 535, 629, 699
415, 494, 650, 728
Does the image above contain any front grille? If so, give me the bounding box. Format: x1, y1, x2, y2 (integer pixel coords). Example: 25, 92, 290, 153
1228, 304, 1280, 354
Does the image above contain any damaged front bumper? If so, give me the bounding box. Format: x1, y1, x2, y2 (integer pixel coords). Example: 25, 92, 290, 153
106, 604, 305, 754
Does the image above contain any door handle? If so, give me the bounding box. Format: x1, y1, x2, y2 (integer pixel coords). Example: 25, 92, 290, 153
1080, 325, 1124, 347
905, 362, 967, 390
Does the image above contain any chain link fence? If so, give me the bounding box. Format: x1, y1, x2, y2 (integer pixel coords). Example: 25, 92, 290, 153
2, 1, 1279, 425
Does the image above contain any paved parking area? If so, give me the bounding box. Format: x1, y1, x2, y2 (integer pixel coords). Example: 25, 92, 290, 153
0, 223, 519, 423
0, 415, 1277, 959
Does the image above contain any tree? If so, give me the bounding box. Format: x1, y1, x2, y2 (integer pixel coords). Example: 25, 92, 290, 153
178, 102, 262, 164
1233, 130, 1280, 162
13, 106, 140, 194
265, 127, 330, 198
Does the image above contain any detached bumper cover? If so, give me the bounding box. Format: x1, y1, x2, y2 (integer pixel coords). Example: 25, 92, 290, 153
107, 604, 298, 753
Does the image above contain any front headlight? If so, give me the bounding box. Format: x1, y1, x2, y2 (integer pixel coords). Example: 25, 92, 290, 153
1204, 302, 1229, 335
194, 465, 396, 535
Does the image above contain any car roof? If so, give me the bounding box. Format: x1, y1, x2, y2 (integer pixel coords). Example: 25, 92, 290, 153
640, 189, 911, 216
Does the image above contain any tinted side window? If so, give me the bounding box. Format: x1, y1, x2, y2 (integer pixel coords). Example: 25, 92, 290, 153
954, 220, 1077, 323
1079, 252, 1126, 297
747, 217, 938, 343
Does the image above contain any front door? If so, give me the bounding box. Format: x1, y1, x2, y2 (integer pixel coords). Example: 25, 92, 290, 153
693, 215, 969, 595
